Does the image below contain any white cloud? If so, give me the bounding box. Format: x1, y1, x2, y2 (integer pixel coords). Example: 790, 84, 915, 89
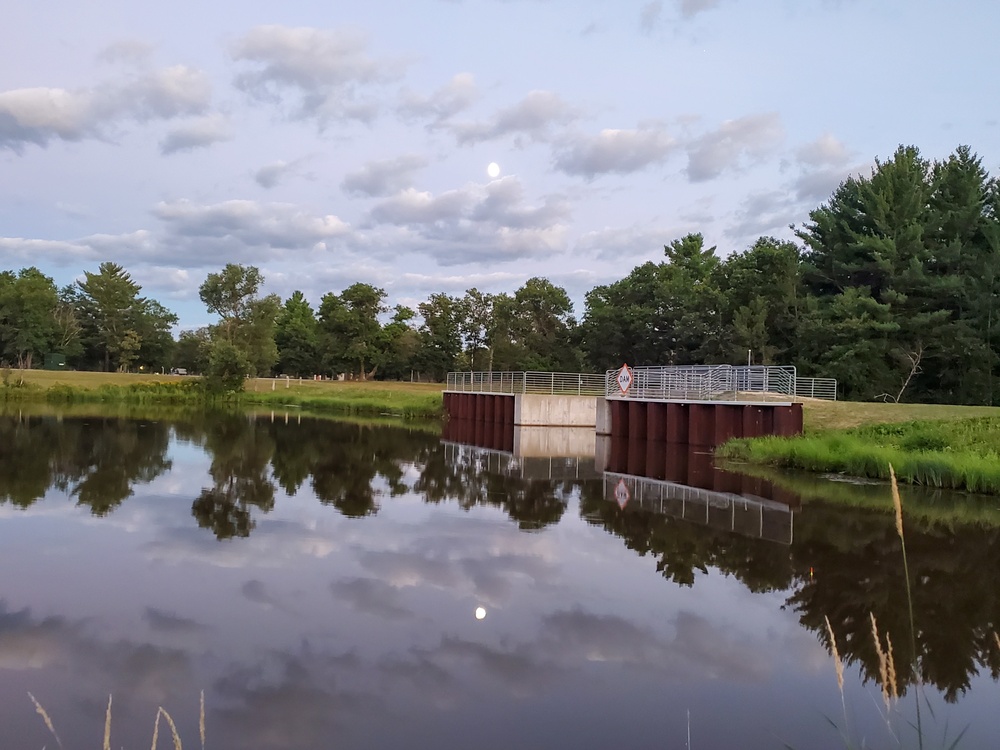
153, 199, 350, 249
0, 66, 212, 152
640, 1, 664, 33
341, 154, 427, 197
450, 90, 578, 145
686, 112, 784, 181
160, 113, 232, 155
796, 133, 851, 167
678, 0, 726, 19
231, 25, 402, 125
398, 72, 478, 125
553, 127, 676, 177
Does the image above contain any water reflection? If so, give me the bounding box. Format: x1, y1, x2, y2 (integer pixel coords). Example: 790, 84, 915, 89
2, 408, 1000, 747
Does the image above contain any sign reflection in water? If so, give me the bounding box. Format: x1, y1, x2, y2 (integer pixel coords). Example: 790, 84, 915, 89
1, 408, 999, 749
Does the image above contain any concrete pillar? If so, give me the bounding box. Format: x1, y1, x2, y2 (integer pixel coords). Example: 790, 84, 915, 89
504, 395, 516, 425
647, 402, 667, 442
646, 440, 666, 480
627, 438, 646, 476
687, 447, 714, 489
609, 437, 629, 473
664, 443, 689, 484
742, 405, 765, 438
611, 400, 629, 439
596, 398, 613, 436
628, 401, 647, 443
688, 404, 716, 446
666, 403, 689, 443
714, 405, 742, 445
773, 403, 804, 436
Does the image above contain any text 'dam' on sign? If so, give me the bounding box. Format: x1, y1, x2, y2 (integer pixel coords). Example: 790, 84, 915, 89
614, 478, 631, 509
616, 363, 633, 395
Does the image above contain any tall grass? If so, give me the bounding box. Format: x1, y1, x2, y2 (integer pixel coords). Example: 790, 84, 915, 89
28, 692, 204, 749
718, 417, 1000, 494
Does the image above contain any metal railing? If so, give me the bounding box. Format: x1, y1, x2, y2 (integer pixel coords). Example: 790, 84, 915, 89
606, 365, 800, 402
446, 371, 605, 396
795, 377, 838, 401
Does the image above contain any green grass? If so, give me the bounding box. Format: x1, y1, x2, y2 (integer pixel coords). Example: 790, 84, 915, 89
719, 416, 1000, 494
1, 370, 446, 419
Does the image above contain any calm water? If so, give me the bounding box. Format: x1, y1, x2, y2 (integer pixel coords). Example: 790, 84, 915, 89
2, 407, 1000, 749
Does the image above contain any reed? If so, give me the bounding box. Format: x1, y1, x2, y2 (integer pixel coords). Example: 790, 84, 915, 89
27, 693, 201, 749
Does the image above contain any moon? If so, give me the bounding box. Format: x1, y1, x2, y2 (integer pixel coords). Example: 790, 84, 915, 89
487, 162, 500, 178
475, 606, 487, 620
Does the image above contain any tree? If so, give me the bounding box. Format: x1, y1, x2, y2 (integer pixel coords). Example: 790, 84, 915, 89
459, 288, 494, 371
77, 262, 144, 372
317, 283, 387, 379
199, 264, 281, 384
415, 293, 462, 379
0, 267, 59, 369
275, 291, 320, 377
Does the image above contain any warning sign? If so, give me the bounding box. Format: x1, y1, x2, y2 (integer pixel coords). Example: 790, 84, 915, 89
616, 363, 633, 395
614, 478, 631, 509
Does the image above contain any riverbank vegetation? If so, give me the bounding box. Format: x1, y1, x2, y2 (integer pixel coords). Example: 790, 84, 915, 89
2, 143, 1000, 406
0, 369, 445, 419
719, 417, 1000, 494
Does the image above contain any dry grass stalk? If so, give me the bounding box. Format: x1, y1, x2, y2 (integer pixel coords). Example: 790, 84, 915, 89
995, 632, 1000, 654
27, 693, 63, 749
890, 465, 904, 539
870, 613, 892, 713
104, 694, 113, 750
824, 615, 845, 695
150, 706, 183, 750
200, 690, 206, 750
885, 633, 899, 701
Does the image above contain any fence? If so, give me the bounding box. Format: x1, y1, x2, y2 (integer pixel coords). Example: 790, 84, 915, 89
605, 365, 799, 402
445, 371, 605, 396
794, 377, 838, 400
447, 367, 836, 401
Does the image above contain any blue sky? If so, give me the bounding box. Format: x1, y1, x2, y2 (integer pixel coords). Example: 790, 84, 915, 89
2, 0, 998, 329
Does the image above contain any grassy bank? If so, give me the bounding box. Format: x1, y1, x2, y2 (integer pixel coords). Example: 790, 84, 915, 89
719, 416, 1000, 494
1, 370, 445, 419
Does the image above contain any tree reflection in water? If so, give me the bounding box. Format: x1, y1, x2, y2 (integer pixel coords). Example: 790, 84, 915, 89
3, 408, 1000, 701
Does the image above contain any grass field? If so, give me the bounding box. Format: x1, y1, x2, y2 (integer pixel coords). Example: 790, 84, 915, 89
2, 370, 446, 419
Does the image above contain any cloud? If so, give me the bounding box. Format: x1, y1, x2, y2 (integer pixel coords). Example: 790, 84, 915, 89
574, 225, 684, 261
330, 577, 414, 620
449, 90, 578, 145
793, 161, 872, 202
366, 177, 570, 265
726, 190, 795, 238
160, 113, 232, 155
398, 72, 478, 125
553, 127, 675, 177
143, 607, 210, 635
796, 133, 851, 167
678, 0, 726, 18
341, 154, 427, 197
97, 39, 155, 66
685, 112, 784, 181
0, 66, 212, 152
640, 1, 664, 33
153, 199, 350, 249
231, 25, 401, 125
255, 159, 300, 189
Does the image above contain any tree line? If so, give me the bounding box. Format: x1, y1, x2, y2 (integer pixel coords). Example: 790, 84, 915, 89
2, 143, 998, 403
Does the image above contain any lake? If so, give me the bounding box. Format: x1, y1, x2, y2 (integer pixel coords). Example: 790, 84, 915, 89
1, 406, 999, 749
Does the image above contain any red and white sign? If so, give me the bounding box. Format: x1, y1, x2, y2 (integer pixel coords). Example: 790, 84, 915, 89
616, 363, 633, 395
614, 478, 631, 509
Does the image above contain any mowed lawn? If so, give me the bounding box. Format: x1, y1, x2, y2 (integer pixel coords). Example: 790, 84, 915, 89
9, 369, 1000, 431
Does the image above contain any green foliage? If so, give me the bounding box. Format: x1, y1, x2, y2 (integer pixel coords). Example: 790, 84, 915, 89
199, 264, 280, 377
719, 417, 1000, 493
205, 340, 251, 394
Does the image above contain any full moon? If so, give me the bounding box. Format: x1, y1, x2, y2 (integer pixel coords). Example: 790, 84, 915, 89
487, 162, 500, 178
475, 606, 487, 620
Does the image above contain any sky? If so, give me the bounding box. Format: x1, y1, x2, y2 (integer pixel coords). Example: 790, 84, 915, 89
2, 0, 999, 330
